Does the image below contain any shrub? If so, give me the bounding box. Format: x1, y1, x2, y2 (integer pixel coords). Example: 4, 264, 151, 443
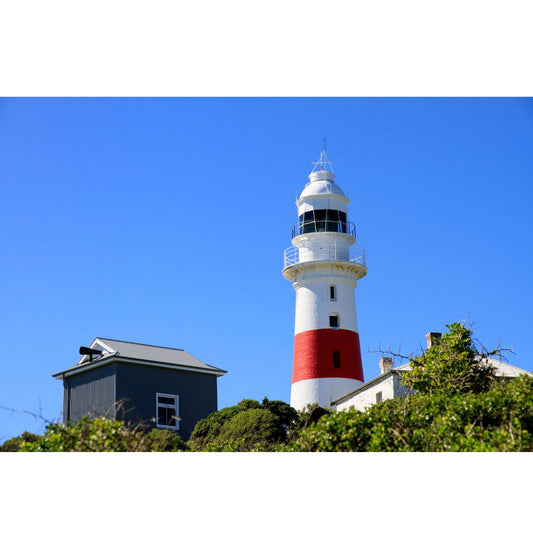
145, 429, 189, 451
19, 416, 149, 452
285, 375, 533, 452
0, 431, 40, 452
189, 398, 297, 451
402, 322, 497, 395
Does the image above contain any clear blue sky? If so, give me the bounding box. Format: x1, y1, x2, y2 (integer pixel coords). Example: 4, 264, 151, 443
1, 97, 532, 443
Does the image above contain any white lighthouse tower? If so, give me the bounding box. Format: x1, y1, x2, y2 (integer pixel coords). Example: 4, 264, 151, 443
282, 149, 367, 411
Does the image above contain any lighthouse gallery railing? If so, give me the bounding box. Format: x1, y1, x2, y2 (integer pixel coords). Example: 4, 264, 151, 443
291, 220, 356, 239
283, 243, 366, 269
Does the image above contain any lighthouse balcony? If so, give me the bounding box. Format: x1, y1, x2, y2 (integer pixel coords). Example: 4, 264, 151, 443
283, 243, 366, 269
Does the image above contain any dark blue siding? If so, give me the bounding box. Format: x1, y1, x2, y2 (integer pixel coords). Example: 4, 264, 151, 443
64, 364, 116, 423
62, 361, 219, 441
115, 363, 218, 440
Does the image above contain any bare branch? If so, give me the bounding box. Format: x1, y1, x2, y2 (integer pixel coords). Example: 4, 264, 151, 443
0, 405, 56, 428
367, 341, 419, 362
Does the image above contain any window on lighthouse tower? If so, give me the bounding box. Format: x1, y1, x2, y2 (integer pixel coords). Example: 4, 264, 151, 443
330, 285, 336, 301
329, 314, 339, 328
298, 209, 348, 235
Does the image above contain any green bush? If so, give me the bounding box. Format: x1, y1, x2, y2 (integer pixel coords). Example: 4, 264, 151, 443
145, 428, 189, 451
19, 417, 149, 452
0, 431, 40, 452
402, 322, 497, 395
285, 375, 533, 452
188, 398, 298, 451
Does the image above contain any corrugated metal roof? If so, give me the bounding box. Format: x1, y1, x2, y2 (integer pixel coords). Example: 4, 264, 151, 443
53, 337, 226, 379
92, 338, 225, 372
392, 357, 533, 378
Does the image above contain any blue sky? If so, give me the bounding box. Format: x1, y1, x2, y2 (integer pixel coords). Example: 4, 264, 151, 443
1, 97, 532, 443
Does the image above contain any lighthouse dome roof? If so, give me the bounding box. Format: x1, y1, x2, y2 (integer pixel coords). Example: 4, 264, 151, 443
299, 171, 347, 199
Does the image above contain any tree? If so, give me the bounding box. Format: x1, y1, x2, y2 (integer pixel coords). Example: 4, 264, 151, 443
286, 403, 330, 442
261, 397, 299, 439
401, 322, 499, 395
284, 374, 533, 452
188, 398, 298, 451
0, 431, 40, 452
216, 409, 282, 451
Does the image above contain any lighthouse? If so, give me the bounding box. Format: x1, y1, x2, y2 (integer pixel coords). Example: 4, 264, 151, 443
282, 149, 367, 411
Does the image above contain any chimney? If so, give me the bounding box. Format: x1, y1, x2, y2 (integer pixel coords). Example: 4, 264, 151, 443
426, 332, 442, 349
379, 357, 394, 375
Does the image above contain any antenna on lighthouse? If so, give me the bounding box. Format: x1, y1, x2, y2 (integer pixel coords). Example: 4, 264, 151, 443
311, 140, 334, 174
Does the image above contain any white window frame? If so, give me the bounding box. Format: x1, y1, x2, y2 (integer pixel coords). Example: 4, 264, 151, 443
155, 393, 179, 430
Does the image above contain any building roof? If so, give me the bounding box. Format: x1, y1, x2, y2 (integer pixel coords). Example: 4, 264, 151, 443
299, 178, 347, 201
330, 369, 405, 407
391, 357, 533, 378
53, 337, 227, 380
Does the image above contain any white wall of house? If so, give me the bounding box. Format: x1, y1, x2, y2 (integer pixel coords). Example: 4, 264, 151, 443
334, 374, 396, 412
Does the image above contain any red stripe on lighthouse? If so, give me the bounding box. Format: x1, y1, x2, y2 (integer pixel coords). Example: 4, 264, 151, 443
292, 329, 364, 383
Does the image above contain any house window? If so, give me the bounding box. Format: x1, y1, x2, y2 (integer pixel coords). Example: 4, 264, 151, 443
376, 391, 383, 404
333, 350, 341, 368
330, 285, 336, 301
329, 314, 339, 328
156, 393, 179, 429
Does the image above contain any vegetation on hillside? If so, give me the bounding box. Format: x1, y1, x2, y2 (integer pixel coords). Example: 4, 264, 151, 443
7, 418, 188, 452
4, 322, 530, 452
285, 375, 533, 451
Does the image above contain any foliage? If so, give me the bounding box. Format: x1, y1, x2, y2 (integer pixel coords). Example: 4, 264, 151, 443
216, 409, 282, 451
145, 428, 189, 451
0, 431, 40, 452
285, 375, 533, 451
188, 399, 261, 450
402, 322, 497, 395
188, 398, 298, 451
261, 397, 299, 432
19, 416, 150, 452
287, 403, 330, 442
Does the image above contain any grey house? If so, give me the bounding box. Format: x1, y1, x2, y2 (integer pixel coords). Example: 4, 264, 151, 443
53, 337, 227, 440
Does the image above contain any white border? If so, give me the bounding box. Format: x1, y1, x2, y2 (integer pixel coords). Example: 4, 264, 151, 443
155, 392, 180, 430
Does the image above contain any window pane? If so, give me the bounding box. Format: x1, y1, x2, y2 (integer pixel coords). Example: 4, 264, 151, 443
333, 350, 341, 368
330, 286, 336, 300
339, 211, 347, 233
315, 210, 326, 232
327, 209, 339, 221
158, 406, 176, 426
326, 210, 339, 232
158, 396, 175, 405
329, 315, 339, 328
